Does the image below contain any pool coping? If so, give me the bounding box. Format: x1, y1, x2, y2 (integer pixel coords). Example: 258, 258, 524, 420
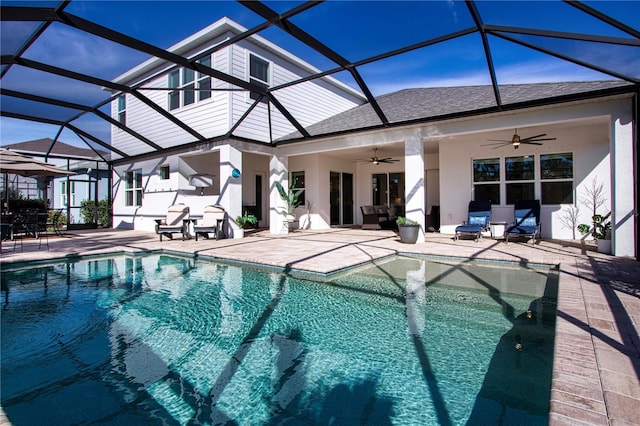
1, 228, 638, 425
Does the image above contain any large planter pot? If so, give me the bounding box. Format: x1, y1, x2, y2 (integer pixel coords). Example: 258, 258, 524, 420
398, 224, 420, 244
597, 238, 611, 254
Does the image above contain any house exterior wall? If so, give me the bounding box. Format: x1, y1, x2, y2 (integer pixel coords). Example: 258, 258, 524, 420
438, 121, 610, 240
435, 98, 629, 250
228, 40, 363, 143
105, 21, 634, 256
276, 96, 632, 255
110, 19, 363, 234
111, 23, 362, 152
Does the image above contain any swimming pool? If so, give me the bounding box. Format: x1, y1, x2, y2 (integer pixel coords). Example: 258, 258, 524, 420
1, 253, 557, 425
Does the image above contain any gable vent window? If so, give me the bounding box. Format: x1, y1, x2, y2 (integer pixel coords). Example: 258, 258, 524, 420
249, 54, 269, 103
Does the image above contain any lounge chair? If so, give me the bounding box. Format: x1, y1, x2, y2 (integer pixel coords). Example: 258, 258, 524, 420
154, 204, 190, 241
193, 205, 225, 241
454, 200, 491, 242
505, 200, 541, 244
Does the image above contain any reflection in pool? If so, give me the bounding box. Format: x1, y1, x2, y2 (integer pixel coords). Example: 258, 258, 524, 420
1, 253, 557, 425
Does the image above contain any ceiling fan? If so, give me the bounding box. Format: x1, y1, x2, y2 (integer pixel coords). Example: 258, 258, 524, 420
482, 129, 556, 149
357, 148, 399, 165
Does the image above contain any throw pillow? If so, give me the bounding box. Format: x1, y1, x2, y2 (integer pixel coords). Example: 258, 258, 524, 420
468, 216, 486, 226
519, 216, 537, 227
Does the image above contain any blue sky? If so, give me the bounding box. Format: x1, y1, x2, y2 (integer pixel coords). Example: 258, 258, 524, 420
1, 0, 638, 148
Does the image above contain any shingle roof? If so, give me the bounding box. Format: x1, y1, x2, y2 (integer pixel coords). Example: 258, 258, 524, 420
1, 138, 103, 159
279, 80, 633, 141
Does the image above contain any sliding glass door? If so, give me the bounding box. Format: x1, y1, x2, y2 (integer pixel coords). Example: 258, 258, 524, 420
372, 172, 405, 217
330, 172, 353, 226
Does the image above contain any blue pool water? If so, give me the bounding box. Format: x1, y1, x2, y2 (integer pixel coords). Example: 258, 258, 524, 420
1, 253, 557, 425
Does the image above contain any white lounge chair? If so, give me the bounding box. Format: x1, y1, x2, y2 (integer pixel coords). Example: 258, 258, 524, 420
154, 204, 190, 241
194, 205, 226, 241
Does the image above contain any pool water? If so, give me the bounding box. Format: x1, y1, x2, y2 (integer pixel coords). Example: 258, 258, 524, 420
1, 253, 557, 425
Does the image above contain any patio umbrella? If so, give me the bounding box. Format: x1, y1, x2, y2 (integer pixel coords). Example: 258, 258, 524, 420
1, 149, 75, 210
0, 149, 75, 177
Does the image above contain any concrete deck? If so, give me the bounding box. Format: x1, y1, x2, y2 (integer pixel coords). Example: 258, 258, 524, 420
1, 228, 638, 425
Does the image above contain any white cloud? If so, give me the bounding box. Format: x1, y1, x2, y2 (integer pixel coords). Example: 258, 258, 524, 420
24, 23, 146, 79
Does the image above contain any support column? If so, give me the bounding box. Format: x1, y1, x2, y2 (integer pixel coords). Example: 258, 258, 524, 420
219, 144, 243, 238
270, 154, 289, 234
611, 112, 635, 257
405, 134, 426, 243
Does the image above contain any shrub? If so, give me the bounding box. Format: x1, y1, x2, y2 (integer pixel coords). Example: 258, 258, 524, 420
80, 199, 111, 227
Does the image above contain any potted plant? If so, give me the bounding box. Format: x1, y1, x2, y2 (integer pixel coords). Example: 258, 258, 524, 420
236, 211, 258, 229
578, 212, 611, 254
275, 178, 304, 222
396, 216, 420, 244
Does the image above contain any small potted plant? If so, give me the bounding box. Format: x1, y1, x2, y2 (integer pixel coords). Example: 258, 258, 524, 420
396, 216, 420, 244
275, 178, 304, 222
235, 211, 258, 237
578, 212, 611, 254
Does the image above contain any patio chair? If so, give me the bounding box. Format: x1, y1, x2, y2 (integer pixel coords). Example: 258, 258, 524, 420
194, 205, 226, 241
361, 205, 380, 230
46, 208, 64, 236
10, 209, 49, 250
154, 204, 190, 241
361, 205, 395, 230
376, 205, 398, 225
505, 200, 541, 244
454, 200, 491, 242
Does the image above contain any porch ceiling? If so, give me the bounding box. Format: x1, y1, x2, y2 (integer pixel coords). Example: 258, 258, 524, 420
1, 1, 638, 164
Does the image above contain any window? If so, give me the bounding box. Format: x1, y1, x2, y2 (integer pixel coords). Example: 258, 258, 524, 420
249, 54, 269, 103
168, 70, 180, 110
505, 155, 535, 204
291, 171, 305, 205
470, 153, 573, 206
70, 181, 76, 206
197, 56, 212, 101
540, 153, 573, 204
125, 169, 143, 206
60, 181, 67, 206
168, 55, 212, 110
473, 158, 500, 204
182, 68, 195, 106
117, 95, 126, 125
159, 165, 170, 180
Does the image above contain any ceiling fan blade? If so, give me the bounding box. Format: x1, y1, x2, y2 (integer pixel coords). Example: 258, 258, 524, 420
520, 141, 543, 145
525, 137, 556, 142
520, 133, 547, 141
482, 142, 509, 146
490, 143, 512, 149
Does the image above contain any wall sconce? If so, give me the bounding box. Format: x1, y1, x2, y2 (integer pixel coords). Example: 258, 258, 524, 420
231, 168, 241, 178
189, 174, 214, 196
